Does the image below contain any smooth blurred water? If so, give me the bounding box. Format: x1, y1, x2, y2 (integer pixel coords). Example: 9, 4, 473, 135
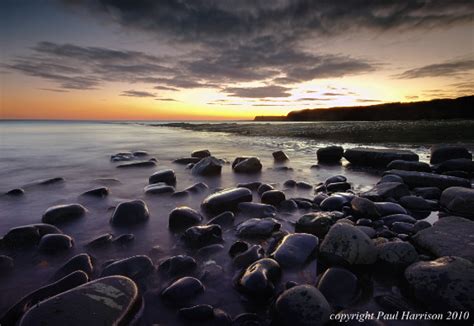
0, 121, 456, 324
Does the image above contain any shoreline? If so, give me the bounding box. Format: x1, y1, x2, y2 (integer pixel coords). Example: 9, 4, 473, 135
149, 120, 474, 144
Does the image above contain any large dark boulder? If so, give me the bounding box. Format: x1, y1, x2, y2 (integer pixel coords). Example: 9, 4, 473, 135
386, 160, 431, 172
149, 169, 176, 185
344, 148, 418, 167
42, 204, 87, 225
317, 146, 344, 163
191, 156, 222, 176
411, 216, 474, 262
169, 206, 203, 231
271, 233, 318, 267
274, 285, 330, 326
405, 256, 474, 312
101, 255, 154, 281
18, 276, 139, 326
360, 182, 410, 201
110, 200, 150, 226
384, 169, 471, 190
430, 145, 472, 164
232, 157, 262, 173
237, 258, 281, 299
201, 188, 252, 215
2, 223, 62, 248
440, 187, 474, 219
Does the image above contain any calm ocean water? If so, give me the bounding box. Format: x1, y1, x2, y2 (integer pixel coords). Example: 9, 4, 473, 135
0, 120, 468, 323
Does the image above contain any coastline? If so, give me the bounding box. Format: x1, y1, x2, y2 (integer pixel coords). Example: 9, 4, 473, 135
149, 120, 474, 144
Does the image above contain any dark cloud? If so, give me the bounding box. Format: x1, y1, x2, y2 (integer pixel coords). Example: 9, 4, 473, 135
297, 97, 333, 101
121, 90, 155, 97
405, 95, 419, 100
322, 92, 347, 96
61, 0, 474, 44
38, 88, 69, 93
223, 86, 292, 98
395, 59, 474, 79
155, 98, 178, 102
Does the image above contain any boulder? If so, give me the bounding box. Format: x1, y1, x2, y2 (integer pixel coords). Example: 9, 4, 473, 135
38, 234, 73, 253
412, 187, 442, 200
236, 218, 280, 238
361, 182, 410, 201
191, 156, 222, 176
18, 276, 139, 326
201, 188, 252, 215
2, 223, 62, 248
86, 233, 113, 249
144, 183, 175, 194
191, 149, 211, 158
405, 256, 474, 311
257, 183, 274, 196
384, 169, 471, 190
158, 255, 197, 276
149, 169, 176, 185
232, 157, 262, 173
100, 255, 154, 281
440, 187, 474, 219
238, 202, 276, 218
319, 223, 377, 265
295, 211, 337, 237
430, 145, 472, 164
1, 271, 89, 326
317, 268, 359, 310
344, 148, 418, 167
261, 190, 286, 206
52, 253, 94, 281
169, 206, 203, 231
377, 241, 418, 265
351, 197, 380, 220
271, 233, 318, 267
110, 200, 149, 226
374, 202, 407, 216
207, 211, 235, 227
381, 214, 417, 226
80, 187, 109, 198
386, 160, 431, 172
0, 255, 14, 276
326, 182, 351, 192
411, 216, 474, 261
173, 157, 202, 164
273, 150, 289, 162
237, 258, 281, 299
317, 146, 344, 163
182, 224, 222, 248
161, 277, 204, 304
434, 158, 474, 174
233, 244, 265, 268
5, 188, 25, 196
274, 285, 330, 326
320, 195, 350, 211
42, 204, 87, 225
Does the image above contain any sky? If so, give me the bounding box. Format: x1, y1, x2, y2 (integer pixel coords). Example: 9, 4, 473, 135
0, 0, 473, 120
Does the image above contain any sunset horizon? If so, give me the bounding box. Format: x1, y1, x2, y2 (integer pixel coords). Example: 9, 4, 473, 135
1, 1, 473, 120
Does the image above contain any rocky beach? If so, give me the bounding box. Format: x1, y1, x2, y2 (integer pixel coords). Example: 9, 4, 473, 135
0, 121, 473, 325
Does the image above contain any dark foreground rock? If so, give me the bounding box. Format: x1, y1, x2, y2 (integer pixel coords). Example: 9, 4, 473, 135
237, 258, 281, 299
274, 285, 331, 326
80, 187, 109, 198
344, 148, 418, 167
317, 267, 359, 310
42, 204, 87, 225
144, 183, 175, 195
361, 182, 410, 201
317, 146, 344, 163
405, 256, 474, 312
183, 224, 222, 248
116, 160, 156, 168
271, 233, 318, 267
158, 255, 197, 276
110, 200, 150, 226
232, 157, 263, 173
236, 218, 280, 238
440, 187, 474, 219
149, 169, 177, 185
273, 150, 289, 162
52, 253, 94, 281
101, 255, 154, 281
2, 223, 62, 247
1, 271, 89, 325
430, 145, 472, 164
0, 255, 14, 275
201, 187, 252, 215
38, 234, 74, 253
384, 169, 471, 190
191, 149, 211, 158
18, 276, 139, 326
161, 277, 205, 304
411, 216, 474, 262
192, 156, 223, 176
386, 160, 431, 172
319, 223, 377, 265
295, 211, 338, 238
169, 206, 203, 231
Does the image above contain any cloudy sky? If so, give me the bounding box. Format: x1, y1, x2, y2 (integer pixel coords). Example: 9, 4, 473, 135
1, 0, 473, 120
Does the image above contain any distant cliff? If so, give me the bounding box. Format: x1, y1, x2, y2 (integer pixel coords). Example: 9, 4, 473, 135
254, 95, 474, 121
